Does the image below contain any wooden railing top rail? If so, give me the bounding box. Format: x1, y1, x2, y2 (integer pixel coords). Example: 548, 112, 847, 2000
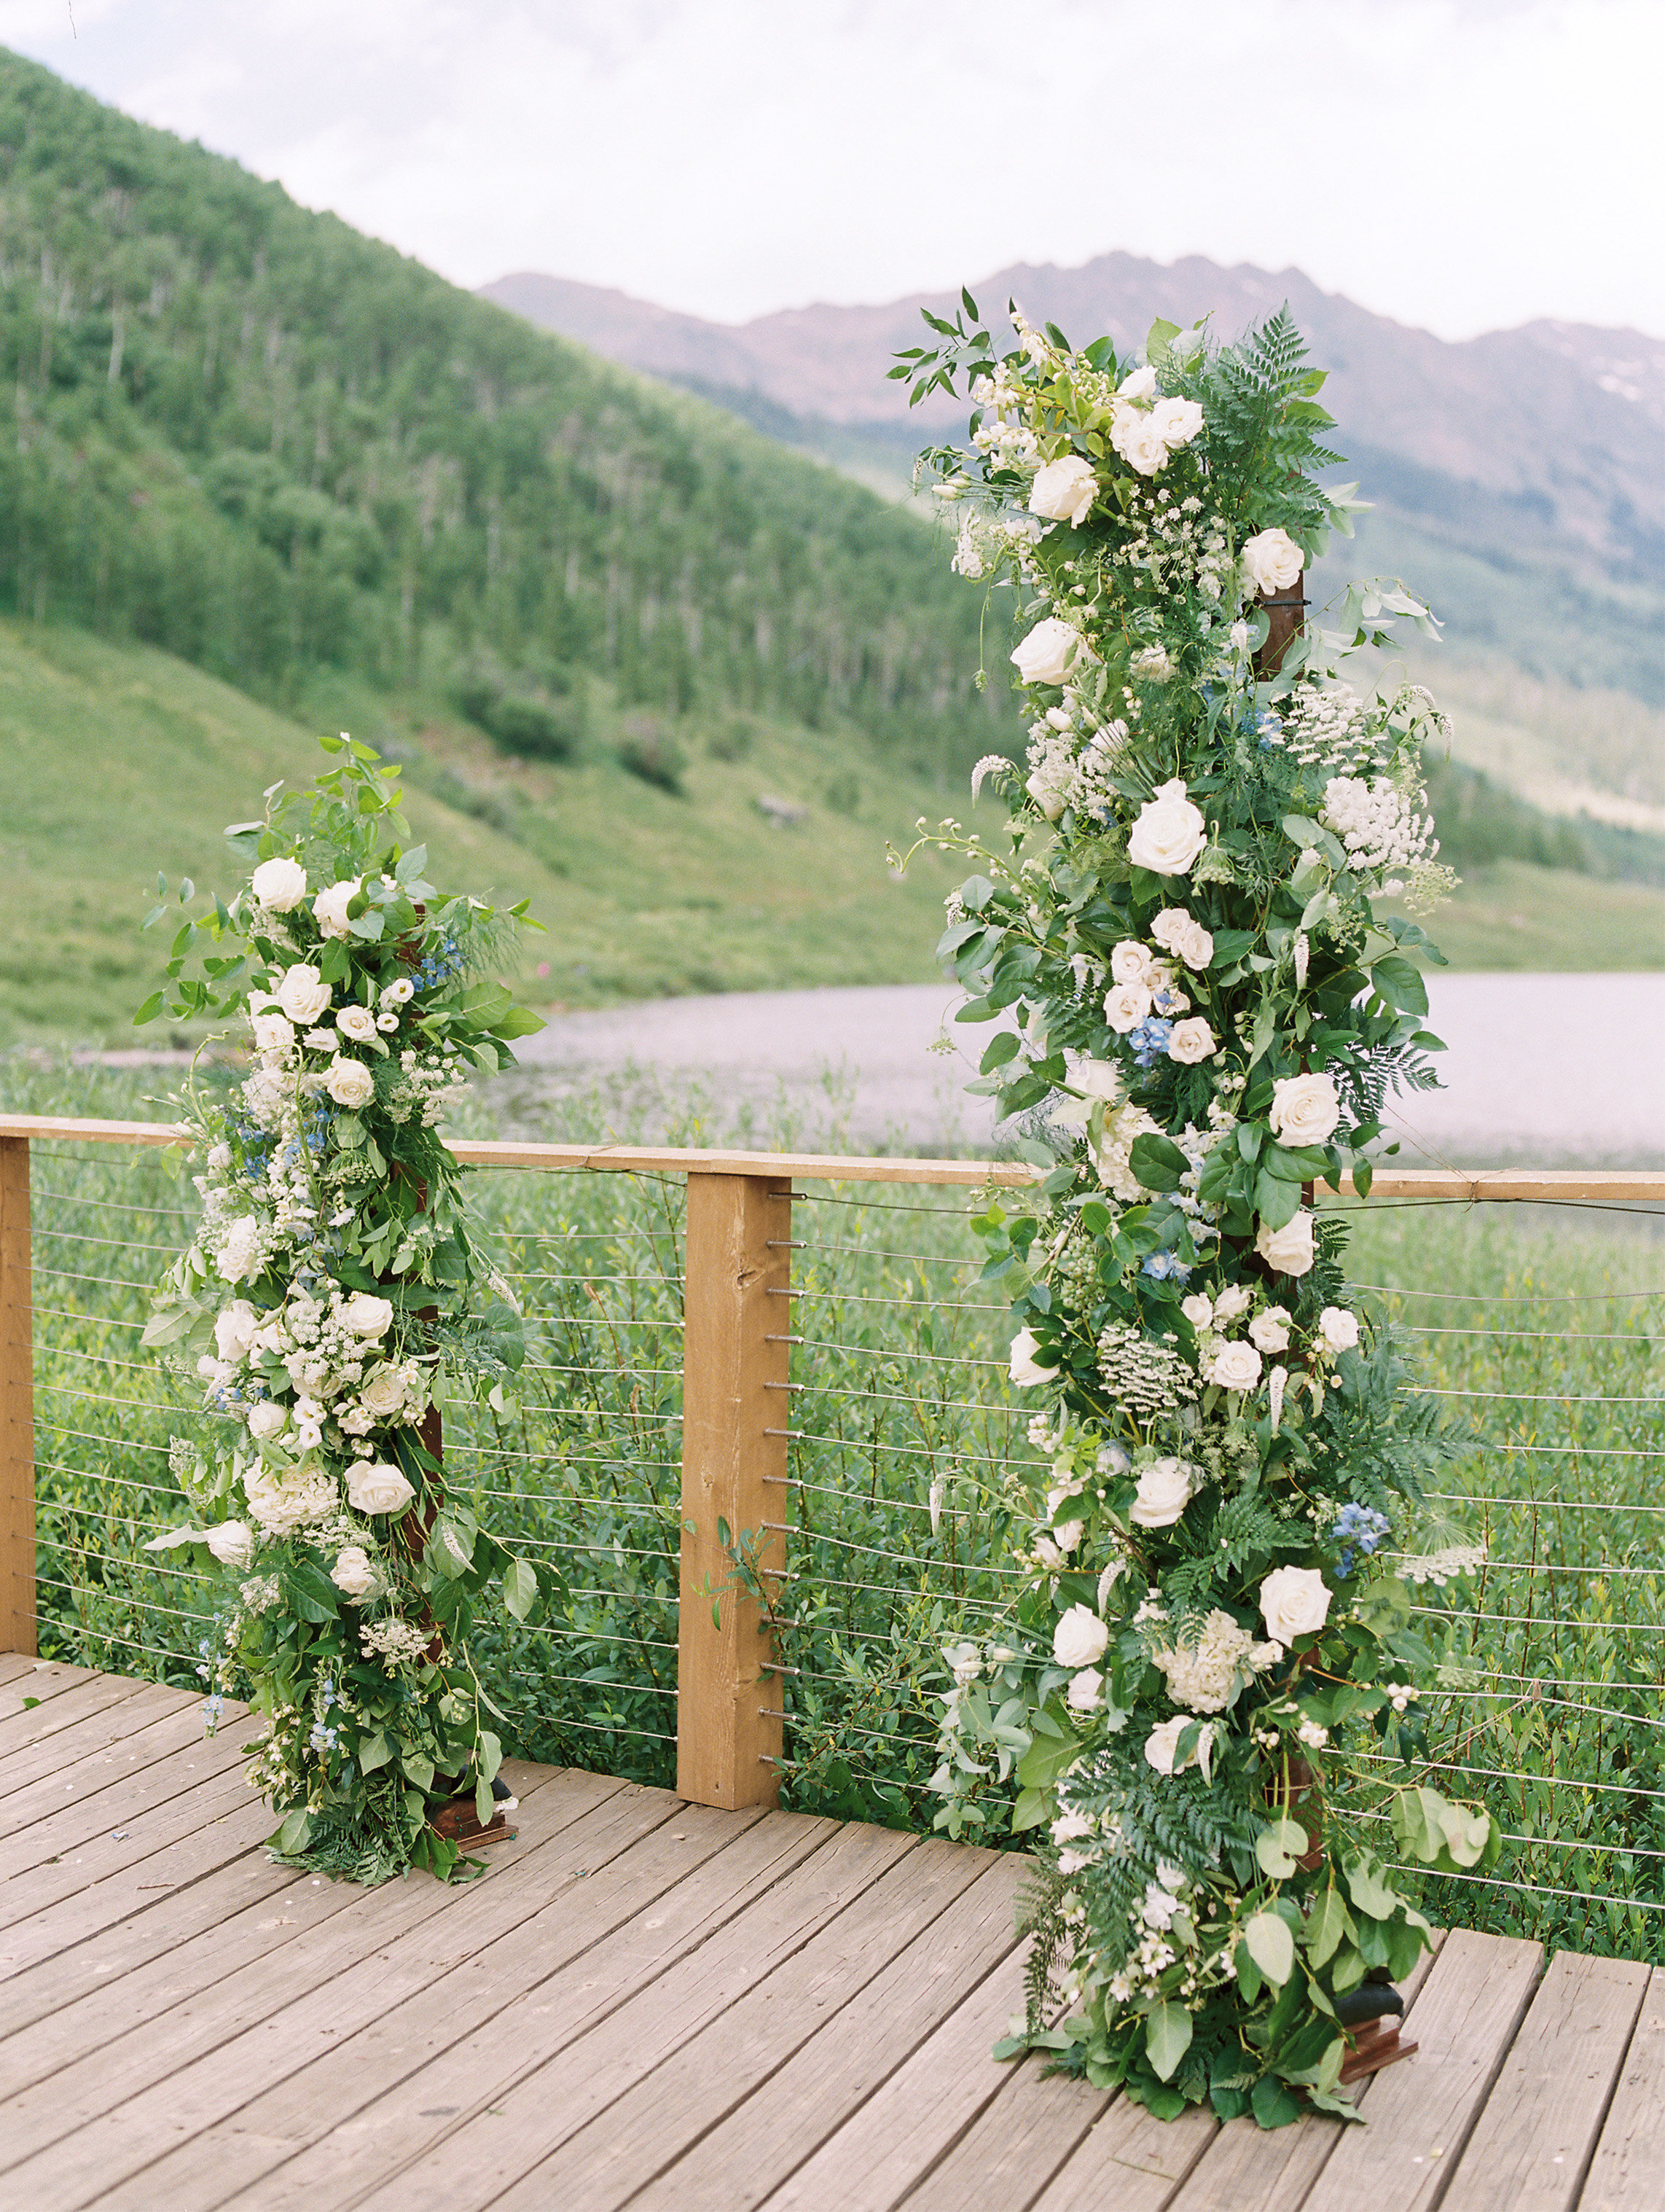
0, 1115, 1659, 1202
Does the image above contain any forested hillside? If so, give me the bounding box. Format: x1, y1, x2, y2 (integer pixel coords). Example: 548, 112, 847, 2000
0, 50, 1007, 779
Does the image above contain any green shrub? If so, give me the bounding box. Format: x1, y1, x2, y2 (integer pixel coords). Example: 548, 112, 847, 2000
618, 718, 686, 794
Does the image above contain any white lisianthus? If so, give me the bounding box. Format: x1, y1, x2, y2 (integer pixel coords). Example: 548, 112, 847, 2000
1066, 1667, 1105, 1713
1180, 1292, 1213, 1330
1255, 1211, 1316, 1277
1127, 779, 1207, 876
246, 1399, 289, 1440
206, 1519, 255, 1568
325, 1057, 375, 1109
335, 1003, 378, 1044
1151, 907, 1213, 972
359, 1365, 408, 1419
339, 1292, 395, 1337
251, 1011, 295, 1057
1104, 979, 1153, 1033
380, 977, 415, 1009
346, 1461, 416, 1516
1260, 1564, 1333, 1644
213, 1299, 261, 1363
1208, 1340, 1264, 1391
1167, 1018, 1216, 1065
1129, 1456, 1192, 1528
311, 879, 361, 939
274, 964, 332, 1025
1008, 1326, 1060, 1387
1239, 527, 1304, 595
331, 1544, 377, 1597
1029, 454, 1099, 528
250, 856, 308, 912
1053, 1604, 1110, 1670
1011, 617, 1090, 687
1150, 396, 1204, 448
217, 1216, 264, 1285
1269, 1071, 1341, 1146
1249, 1307, 1292, 1353
1319, 1305, 1360, 1353
1212, 1283, 1252, 1324
1110, 940, 1156, 986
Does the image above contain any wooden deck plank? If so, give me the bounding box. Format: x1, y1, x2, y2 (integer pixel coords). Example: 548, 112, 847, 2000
348, 1821, 925, 2212
151, 1803, 838, 2212
0, 1667, 146, 1752
0, 1678, 189, 1793
1438, 1950, 1649, 2212
1027, 2094, 1218, 2211
1, 1728, 251, 1895
1574, 1964, 1665, 2212
1302, 1928, 1542, 2212
4, 1693, 235, 1850
631, 1853, 1030, 2212
0, 1767, 628, 2197
0, 1657, 101, 1716
895, 2054, 1116, 2212
0, 1651, 39, 1688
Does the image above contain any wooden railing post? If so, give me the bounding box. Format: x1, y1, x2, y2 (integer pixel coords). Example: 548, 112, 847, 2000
676, 1171, 788, 1809
1, 1136, 35, 1657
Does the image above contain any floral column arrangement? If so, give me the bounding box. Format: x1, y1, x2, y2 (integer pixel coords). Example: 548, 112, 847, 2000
141, 736, 549, 1883
896, 302, 1499, 2125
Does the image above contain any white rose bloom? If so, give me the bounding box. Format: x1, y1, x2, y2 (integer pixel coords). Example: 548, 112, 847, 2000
340, 1292, 395, 1337
359, 1365, 408, 1419
1008, 1326, 1060, 1388
1051, 1518, 1084, 1556
1269, 1071, 1341, 1146
1144, 1715, 1209, 1775
1208, 1339, 1263, 1391
213, 1300, 260, 1363
1239, 526, 1304, 595
1066, 1667, 1105, 1713
1260, 1565, 1333, 1644
1113, 413, 1172, 477
216, 1216, 263, 1285
1249, 1307, 1292, 1353
335, 1003, 378, 1043
1212, 1283, 1252, 1324
1029, 454, 1099, 528
206, 1519, 255, 1568
1110, 940, 1156, 986
1119, 364, 1159, 399
380, 977, 415, 1009
251, 1011, 295, 1057
346, 1460, 417, 1516
274, 964, 332, 1026
1129, 1456, 1193, 1528
1065, 1055, 1122, 1106
331, 1544, 377, 1598
1180, 1292, 1213, 1330
1320, 1306, 1360, 1353
1127, 779, 1207, 875
1255, 1211, 1316, 1277
1151, 908, 1213, 972
1150, 396, 1204, 448
311, 879, 361, 939
325, 1057, 375, 1109
1167, 1017, 1216, 1066
246, 1399, 289, 1440
1053, 1604, 1110, 1670
1104, 979, 1153, 1033
1011, 617, 1089, 687
250, 856, 308, 912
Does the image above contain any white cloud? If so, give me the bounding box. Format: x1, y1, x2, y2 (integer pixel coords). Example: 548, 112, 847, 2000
0, 0, 1659, 338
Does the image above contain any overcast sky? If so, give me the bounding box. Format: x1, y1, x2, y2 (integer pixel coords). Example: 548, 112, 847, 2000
1, 0, 1660, 341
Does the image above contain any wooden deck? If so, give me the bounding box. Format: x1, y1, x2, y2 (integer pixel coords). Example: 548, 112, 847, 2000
2, 1657, 1661, 2212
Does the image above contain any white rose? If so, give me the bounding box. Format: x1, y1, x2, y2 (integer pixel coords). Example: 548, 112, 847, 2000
1151, 396, 1204, 448
1144, 1715, 1208, 1775
1066, 1055, 1121, 1105
1269, 1072, 1341, 1146
1011, 617, 1089, 687
1110, 941, 1155, 986
1008, 1326, 1060, 1388
325, 1057, 375, 1109
331, 1544, 377, 1597
1053, 1604, 1110, 1670
246, 1399, 289, 1440
380, 976, 415, 1008
1249, 1307, 1292, 1353
206, 1519, 255, 1568
312, 879, 361, 939
213, 1299, 260, 1363
1208, 1340, 1264, 1391
250, 856, 308, 912
274, 964, 332, 1025
1181, 1292, 1213, 1330
1119, 364, 1158, 400
1051, 1519, 1084, 1556
1320, 1306, 1360, 1353
335, 1003, 378, 1043
340, 1291, 395, 1338
1113, 412, 1171, 477
1212, 1283, 1252, 1324
1129, 1456, 1192, 1528
1255, 1211, 1316, 1277
1127, 778, 1207, 876
1260, 1564, 1333, 1644
1151, 908, 1214, 972
251, 1011, 294, 1057
1167, 1017, 1216, 1065
1104, 979, 1153, 1033
1030, 454, 1099, 528
1240, 526, 1304, 595
346, 1461, 416, 1516
1066, 1667, 1105, 1713
359, 1366, 408, 1418
216, 1216, 263, 1285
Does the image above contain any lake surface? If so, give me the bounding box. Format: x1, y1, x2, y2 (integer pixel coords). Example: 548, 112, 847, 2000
504, 974, 1665, 1168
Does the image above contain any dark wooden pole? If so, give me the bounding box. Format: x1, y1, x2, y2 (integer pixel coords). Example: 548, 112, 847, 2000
1252, 570, 1306, 680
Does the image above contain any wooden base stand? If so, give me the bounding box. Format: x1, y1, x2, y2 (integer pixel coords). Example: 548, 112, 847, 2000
428, 1802, 517, 1848
1339, 2020, 1419, 2084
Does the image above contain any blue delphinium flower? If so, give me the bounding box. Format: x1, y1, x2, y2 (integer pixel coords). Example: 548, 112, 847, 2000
1141, 1248, 1192, 1284
1129, 1016, 1174, 1068
1333, 1502, 1392, 1578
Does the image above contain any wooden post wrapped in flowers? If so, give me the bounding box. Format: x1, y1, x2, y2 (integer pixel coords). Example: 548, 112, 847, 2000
896, 304, 1500, 2125
138, 736, 549, 1883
